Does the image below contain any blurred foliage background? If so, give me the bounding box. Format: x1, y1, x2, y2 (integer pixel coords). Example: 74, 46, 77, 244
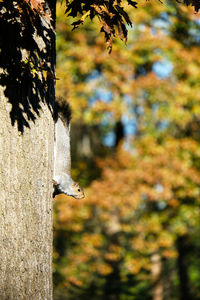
53, 1, 200, 299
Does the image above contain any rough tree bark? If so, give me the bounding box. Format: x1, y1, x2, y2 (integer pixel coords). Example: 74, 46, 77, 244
0, 1, 56, 299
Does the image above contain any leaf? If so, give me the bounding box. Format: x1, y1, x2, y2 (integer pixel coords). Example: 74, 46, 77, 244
65, 0, 83, 17
127, 0, 138, 8
100, 20, 115, 53
64, 0, 133, 52
117, 20, 128, 42
23, 0, 51, 18
24, 0, 43, 12
115, 5, 132, 26
71, 19, 84, 30
184, 0, 200, 12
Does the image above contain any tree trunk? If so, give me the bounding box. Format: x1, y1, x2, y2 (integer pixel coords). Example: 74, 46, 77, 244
0, 1, 56, 299
151, 253, 163, 300
114, 120, 124, 148
177, 235, 191, 300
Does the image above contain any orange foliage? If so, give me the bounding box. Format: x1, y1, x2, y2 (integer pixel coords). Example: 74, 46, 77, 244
54, 0, 200, 296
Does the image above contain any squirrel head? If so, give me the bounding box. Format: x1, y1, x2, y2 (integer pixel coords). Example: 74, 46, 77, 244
53, 175, 84, 199
71, 182, 84, 199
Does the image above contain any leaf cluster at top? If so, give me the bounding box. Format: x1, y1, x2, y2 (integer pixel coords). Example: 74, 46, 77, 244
65, 0, 137, 52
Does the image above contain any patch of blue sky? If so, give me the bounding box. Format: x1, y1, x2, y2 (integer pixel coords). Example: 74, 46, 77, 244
150, 27, 157, 36
89, 95, 97, 105
150, 13, 171, 36
195, 19, 200, 26
103, 113, 137, 147
153, 12, 172, 27
155, 184, 167, 210
122, 114, 137, 136
101, 111, 113, 126
158, 119, 169, 131
151, 18, 169, 29
154, 48, 162, 55
89, 88, 113, 105
138, 24, 146, 32
157, 201, 167, 210
96, 88, 113, 102
160, 12, 170, 21
123, 94, 132, 104
103, 131, 116, 147
156, 183, 164, 193
86, 69, 101, 82
101, 111, 115, 146
135, 105, 144, 115
153, 60, 173, 79
189, 28, 200, 43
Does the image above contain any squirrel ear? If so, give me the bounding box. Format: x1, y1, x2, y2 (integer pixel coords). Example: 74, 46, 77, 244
72, 182, 79, 188
53, 179, 58, 186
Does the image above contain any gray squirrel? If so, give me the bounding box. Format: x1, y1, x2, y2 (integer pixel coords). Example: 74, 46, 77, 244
53, 100, 84, 199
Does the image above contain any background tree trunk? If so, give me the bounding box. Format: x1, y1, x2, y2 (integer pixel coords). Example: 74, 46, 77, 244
151, 253, 163, 300
0, 1, 56, 298
177, 235, 191, 300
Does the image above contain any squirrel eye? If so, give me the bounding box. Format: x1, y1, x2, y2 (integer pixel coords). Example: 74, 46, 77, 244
77, 189, 81, 192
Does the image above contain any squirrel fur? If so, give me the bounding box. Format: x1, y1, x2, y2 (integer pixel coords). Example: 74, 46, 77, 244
53, 99, 84, 199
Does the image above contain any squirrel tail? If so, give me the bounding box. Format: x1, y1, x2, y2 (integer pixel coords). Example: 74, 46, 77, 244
54, 97, 72, 126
